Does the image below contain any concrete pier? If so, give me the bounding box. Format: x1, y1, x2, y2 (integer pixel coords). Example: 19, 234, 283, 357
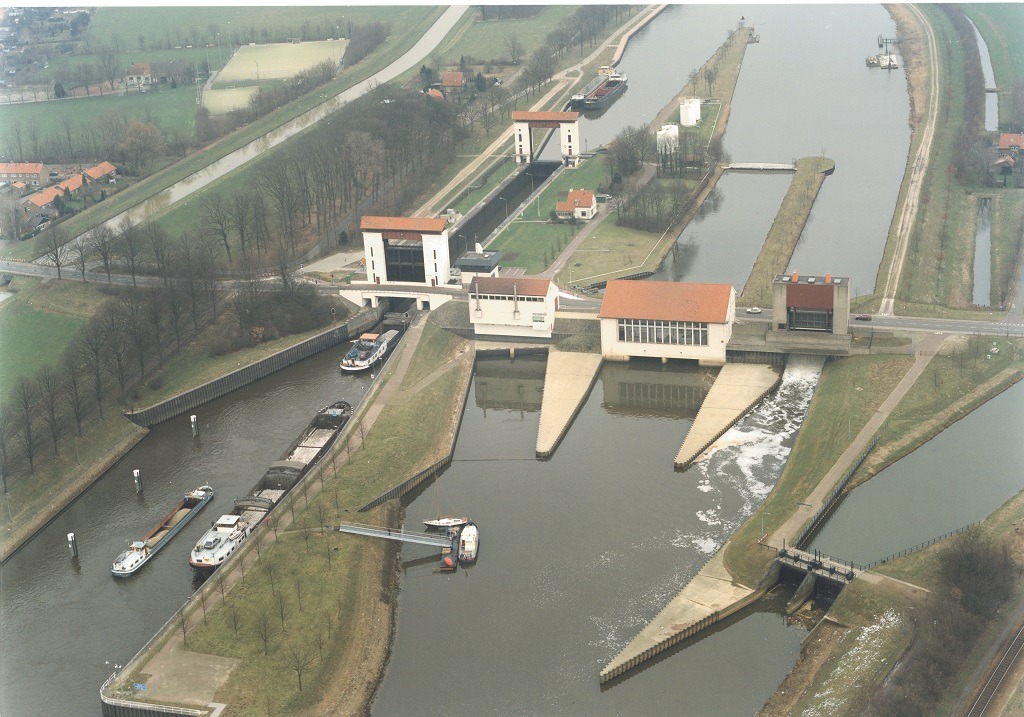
600, 548, 772, 683
674, 364, 781, 470
536, 349, 603, 457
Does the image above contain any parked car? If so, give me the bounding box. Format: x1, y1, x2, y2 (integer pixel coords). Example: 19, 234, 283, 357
745, 307, 762, 314
855, 314, 872, 321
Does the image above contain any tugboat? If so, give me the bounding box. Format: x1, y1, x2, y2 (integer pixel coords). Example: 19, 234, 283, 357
112, 485, 214, 577
189, 401, 352, 575
340, 330, 399, 372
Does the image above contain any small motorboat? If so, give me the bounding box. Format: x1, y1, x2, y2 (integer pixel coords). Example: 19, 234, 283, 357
458, 521, 479, 564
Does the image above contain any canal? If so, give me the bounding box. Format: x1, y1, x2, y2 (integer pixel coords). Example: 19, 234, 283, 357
0, 347, 371, 717
372, 356, 819, 715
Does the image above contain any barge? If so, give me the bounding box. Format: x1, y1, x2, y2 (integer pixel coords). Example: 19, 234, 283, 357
189, 401, 352, 575
112, 485, 214, 577
570, 66, 627, 111
340, 330, 400, 372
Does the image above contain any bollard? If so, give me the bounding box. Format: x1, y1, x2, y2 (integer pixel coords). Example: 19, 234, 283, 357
133, 469, 142, 493
68, 532, 78, 558
190, 414, 199, 437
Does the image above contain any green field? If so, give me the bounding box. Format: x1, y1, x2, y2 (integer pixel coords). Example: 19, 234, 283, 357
202, 86, 258, 114
0, 85, 199, 149
433, 6, 579, 66
0, 277, 111, 400
964, 4, 1024, 128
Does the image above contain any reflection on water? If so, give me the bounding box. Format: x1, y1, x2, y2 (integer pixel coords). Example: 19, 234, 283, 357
600, 360, 711, 418
474, 355, 546, 413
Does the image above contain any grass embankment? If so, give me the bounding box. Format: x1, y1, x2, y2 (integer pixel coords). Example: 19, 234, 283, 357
849, 336, 1024, 491
121, 323, 473, 715
875, 5, 1024, 317
4, 7, 441, 263
724, 355, 914, 587
740, 157, 836, 307
554, 29, 750, 286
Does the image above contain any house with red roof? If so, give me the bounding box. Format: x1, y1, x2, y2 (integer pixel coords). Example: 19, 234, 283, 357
0, 162, 45, 186
469, 276, 559, 338
85, 161, 117, 183
440, 71, 465, 92
125, 62, 152, 88
555, 188, 597, 220
998, 133, 1024, 155
598, 279, 736, 366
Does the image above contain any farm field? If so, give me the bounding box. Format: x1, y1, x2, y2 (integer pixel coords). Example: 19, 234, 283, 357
434, 6, 579, 65
215, 39, 347, 85
202, 86, 258, 114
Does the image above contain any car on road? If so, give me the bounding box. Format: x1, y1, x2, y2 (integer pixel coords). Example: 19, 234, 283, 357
855, 314, 872, 321
745, 307, 762, 314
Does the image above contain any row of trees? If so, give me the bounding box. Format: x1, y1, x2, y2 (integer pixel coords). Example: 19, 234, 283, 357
866, 528, 1018, 716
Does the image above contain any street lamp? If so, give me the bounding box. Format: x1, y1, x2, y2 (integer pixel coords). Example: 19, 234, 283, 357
457, 233, 468, 257
498, 196, 508, 220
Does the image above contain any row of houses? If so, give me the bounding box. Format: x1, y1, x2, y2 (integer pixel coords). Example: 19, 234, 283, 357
14, 161, 116, 227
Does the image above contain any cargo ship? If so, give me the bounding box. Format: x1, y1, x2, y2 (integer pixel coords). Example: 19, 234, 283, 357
189, 401, 352, 575
340, 330, 400, 372
112, 485, 214, 577
570, 66, 627, 111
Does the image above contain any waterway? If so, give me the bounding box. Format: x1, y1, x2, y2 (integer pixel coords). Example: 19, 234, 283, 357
809, 378, 1024, 566
967, 17, 999, 132
0, 348, 371, 717
974, 196, 993, 306
372, 356, 821, 715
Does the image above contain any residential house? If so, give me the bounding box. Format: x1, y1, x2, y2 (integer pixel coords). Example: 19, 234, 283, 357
999, 133, 1024, 156
125, 62, 152, 87
426, 88, 444, 100
440, 71, 466, 93
0, 162, 45, 186
150, 60, 191, 84
85, 161, 116, 184
555, 188, 597, 221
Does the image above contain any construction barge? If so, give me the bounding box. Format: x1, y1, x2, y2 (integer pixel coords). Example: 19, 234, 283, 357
570, 66, 628, 111
189, 401, 352, 575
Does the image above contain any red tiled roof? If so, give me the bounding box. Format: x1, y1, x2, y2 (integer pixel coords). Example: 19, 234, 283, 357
512, 111, 579, 122
26, 186, 60, 207
440, 71, 464, 88
360, 216, 448, 233
555, 188, 595, 213
127, 63, 151, 76
470, 276, 553, 298
599, 280, 733, 324
10, 181, 26, 189
0, 162, 43, 175
999, 133, 1024, 150
426, 88, 444, 99
85, 161, 116, 180
60, 174, 84, 193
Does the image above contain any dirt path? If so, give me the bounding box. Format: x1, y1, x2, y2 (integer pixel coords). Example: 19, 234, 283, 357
879, 4, 940, 316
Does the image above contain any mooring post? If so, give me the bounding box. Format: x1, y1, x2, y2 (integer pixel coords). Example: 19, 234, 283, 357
190, 414, 199, 437
67, 532, 78, 558
133, 469, 142, 493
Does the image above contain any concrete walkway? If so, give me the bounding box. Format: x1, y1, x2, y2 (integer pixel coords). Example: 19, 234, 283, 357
674, 363, 781, 469
767, 332, 947, 549
535, 349, 603, 457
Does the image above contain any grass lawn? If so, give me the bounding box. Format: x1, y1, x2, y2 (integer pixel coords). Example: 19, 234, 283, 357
556, 219, 669, 285
723, 355, 914, 586
0, 85, 199, 153
433, 6, 580, 68
215, 40, 347, 85
400, 319, 462, 390
0, 276, 111, 400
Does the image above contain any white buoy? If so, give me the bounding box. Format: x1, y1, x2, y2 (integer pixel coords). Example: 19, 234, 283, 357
67, 532, 78, 558
133, 469, 142, 493
190, 414, 199, 437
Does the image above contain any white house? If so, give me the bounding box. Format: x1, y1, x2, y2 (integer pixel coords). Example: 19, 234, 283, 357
469, 276, 559, 339
598, 279, 735, 366
360, 215, 451, 287
554, 188, 597, 221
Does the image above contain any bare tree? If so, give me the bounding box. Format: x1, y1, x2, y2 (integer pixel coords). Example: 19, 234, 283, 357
312, 622, 326, 659
90, 226, 116, 283
199, 191, 233, 263
179, 610, 192, 646
12, 377, 39, 473
255, 611, 275, 655
97, 45, 122, 92
281, 643, 314, 692
145, 223, 173, 284
504, 35, 524, 65
294, 579, 304, 612
276, 592, 288, 630
71, 239, 91, 282
0, 404, 13, 493
228, 190, 254, 257
37, 367, 65, 456
78, 321, 107, 419
40, 226, 72, 279
116, 219, 145, 286
226, 603, 242, 638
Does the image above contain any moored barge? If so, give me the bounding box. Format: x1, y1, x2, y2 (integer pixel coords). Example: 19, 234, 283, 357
112, 485, 214, 577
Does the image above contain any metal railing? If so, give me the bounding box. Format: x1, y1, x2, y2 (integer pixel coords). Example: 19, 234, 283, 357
860, 521, 982, 570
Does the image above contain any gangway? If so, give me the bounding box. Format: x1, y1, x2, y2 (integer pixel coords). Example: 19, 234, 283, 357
334, 521, 453, 547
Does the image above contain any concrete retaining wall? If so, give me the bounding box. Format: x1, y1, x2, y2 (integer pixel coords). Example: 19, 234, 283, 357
124, 306, 385, 428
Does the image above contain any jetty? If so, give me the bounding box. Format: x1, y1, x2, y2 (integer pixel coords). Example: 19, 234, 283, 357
536, 349, 603, 457
335, 522, 452, 548
674, 363, 781, 470
722, 162, 797, 172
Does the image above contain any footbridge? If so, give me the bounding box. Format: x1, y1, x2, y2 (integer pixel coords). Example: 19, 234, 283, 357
334, 521, 452, 547
722, 162, 797, 172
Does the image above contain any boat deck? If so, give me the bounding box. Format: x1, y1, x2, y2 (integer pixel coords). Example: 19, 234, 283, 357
287, 428, 337, 463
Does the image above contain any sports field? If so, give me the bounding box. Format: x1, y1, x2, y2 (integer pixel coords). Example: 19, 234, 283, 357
215, 39, 346, 84
203, 86, 259, 114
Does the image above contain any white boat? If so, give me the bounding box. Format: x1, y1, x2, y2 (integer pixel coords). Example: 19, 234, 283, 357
340, 330, 399, 372
423, 478, 468, 529
189, 514, 251, 574
458, 521, 479, 564
112, 485, 214, 577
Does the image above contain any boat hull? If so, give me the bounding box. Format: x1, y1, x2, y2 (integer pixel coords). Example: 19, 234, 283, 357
112, 486, 214, 577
